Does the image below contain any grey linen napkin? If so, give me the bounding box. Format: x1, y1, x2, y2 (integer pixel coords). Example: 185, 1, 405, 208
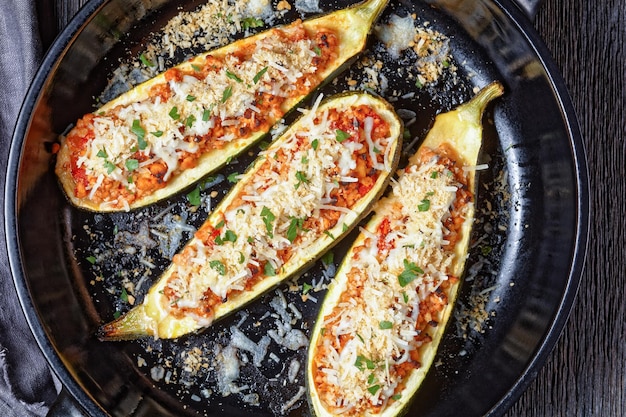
0, 1, 61, 416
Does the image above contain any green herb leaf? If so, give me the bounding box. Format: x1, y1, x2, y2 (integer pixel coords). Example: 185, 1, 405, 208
253, 66, 268, 84
392, 394, 402, 401
418, 198, 431, 212
295, 171, 308, 189
335, 129, 350, 143
191, 64, 202, 72
313, 46, 322, 56
398, 259, 424, 287
210, 260, 226, 275
186, 94, 196, 102
287, 217, 304, 243
227, 172, 240, 183
86, 256, 97, 264
321, 251, 334, 267
368, 385, 381, 396
169, 106, 180, 120
379, 320, 393, 330
187, 186, 201, 206
139, 53, 155, 67
430, 171, 439, 179
96, 149, 107, 158
226, 69, 243, 83
302, 282, 313, 295
125, 158, 139, 172
131, 119, 148, 150
260, 206, 275, 237
311, 138, 319, 150
323, 230, 335, 240
152, 130, 164, 137
223, 230, 237, 243
104, 160, 116, 174
120, 287, 129, 303
185, 114, 196, 128
238, 252, 245, 264
221, 86, 233, 103
242, 17, 264, 30
402, 291, 409, 303
264, 262, 276, 276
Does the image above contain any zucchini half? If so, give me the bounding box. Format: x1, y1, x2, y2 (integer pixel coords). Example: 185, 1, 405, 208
98, 91, 403, 340
55, 0, 389, 212
307, 82, 504, 417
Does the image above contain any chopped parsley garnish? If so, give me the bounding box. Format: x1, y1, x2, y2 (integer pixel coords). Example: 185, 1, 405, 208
238, 252, 245, 264
418, 198, 431, 212
335, 129, 350, 143
287, 217, 306, 243
104, 160, 116, 174
253, 66, 268, 84
223, 230, 238, 243
302, 282, 313, 295
354, 355, 376, 371
96, 149, 107, 158
430, 171, 439, 179
398, 259, 424, 287
120, 287, 129, 303
152, 130, 163, 137
264, 262, 276, 276
227, 172, 240, 183
379, 320, 393, 329
169, 106, 180, 120
226, 69, 243, 83
295, 171, 309, 189
392, 394, 402, 401
186, 94, 196, 102
221, 86, 233, 103
368, 385, 381, 396
125, 158, 139, 172
415, 79, 424, 89
313, 45, 322, 56
186, 186, 201, 206
402, 291, 409, 303
311, 138, 319, 150
209, 260, 226, 275
202, 106, 212, 122
191, 64, 202, 72
185, 114, 196, 128
321, 251, 334, 266
260, 206, 275, 237
242, 17, 264, 30
324, 230, 335, 240
86, 256, 97, 264
131, 119, 148, 150
139, 53, 155, 67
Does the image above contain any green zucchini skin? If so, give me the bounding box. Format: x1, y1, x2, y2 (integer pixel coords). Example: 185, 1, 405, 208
56, 0, 390, 212
306, 82, 504, 417
98, 91, 404, 340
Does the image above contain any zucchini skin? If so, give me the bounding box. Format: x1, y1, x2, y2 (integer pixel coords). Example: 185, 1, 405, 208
306, 82, 504, 417
55, 0, 390, 212
98, 91, 403, 340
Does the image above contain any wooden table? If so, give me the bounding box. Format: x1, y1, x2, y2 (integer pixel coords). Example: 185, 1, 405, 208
38, 0, 625, 415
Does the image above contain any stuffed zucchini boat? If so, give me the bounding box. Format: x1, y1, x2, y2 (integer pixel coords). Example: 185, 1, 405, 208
55, 0, 389, 212
98, 91, 403, 340
307, 82, 504, 416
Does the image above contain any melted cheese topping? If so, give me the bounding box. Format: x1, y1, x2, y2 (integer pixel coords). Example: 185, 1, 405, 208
312, 149, 472, 415
163, 97, 395, 324
64, 22, 336, 209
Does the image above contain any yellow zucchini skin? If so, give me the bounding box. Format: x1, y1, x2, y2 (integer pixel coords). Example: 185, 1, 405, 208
307, 82, 504, 417
98, 91, 403, 340
55, 0, 389, 212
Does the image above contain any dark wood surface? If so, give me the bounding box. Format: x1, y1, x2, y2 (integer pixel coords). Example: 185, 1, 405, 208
41, 0, 625, 416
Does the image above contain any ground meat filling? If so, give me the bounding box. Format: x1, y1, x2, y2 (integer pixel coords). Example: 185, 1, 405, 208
162, 104, 393, 322
312, 146, 471, 416
61, 23, 339, 209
